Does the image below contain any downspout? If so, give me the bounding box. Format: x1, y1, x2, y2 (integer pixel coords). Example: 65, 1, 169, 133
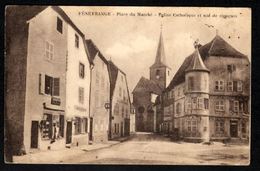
89, 63, 94, 138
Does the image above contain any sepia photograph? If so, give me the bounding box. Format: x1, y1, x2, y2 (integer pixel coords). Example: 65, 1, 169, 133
4, 5, 251, 165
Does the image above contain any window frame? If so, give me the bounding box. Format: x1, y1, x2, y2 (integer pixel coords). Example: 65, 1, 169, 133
215, 80, 224, 91
79, 62, 85, 79
78, 87, 84, 104
233, 100, 239, 112
227, 81, 233, 91
45, 41, 54, 61
75, 34, 79, 48
56, 17, 63, 34
237, 81, 243, 92
197, 98, 203, 109
215, 100, 224, 111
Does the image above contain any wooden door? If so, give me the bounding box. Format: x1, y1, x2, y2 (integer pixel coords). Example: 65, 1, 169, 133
30, 121, 39, 148
66, 121, 72, 144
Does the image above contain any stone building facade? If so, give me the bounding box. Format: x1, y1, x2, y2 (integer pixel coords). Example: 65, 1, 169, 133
162, 35, 250, 142
5, 6, 93, 154
86, 40, 110, 143
108, 61, 131, 139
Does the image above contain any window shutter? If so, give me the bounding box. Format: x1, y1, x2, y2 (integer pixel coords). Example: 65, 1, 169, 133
39, 73, 45, 94
233, 81, 237, 91
53, 78, 60, 96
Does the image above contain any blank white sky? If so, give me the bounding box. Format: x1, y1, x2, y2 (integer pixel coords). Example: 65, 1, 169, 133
61, 6, 251, 95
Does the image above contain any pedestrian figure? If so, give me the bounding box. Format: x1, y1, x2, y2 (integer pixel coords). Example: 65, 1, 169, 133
50, 123, 57, 144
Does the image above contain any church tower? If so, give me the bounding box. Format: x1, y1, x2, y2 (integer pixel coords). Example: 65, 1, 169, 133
150, 26, 171, 89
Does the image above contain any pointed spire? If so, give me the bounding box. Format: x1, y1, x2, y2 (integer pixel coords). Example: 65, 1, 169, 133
186, 39, 209, 73
151, 26, 166, 68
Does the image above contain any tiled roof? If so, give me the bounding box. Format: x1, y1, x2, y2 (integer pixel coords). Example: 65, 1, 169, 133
186, 47, 209, 72
107, 61, 119, 98
166, 35, 247, 90
85, 39, 108, 64
133, 77, 162, 95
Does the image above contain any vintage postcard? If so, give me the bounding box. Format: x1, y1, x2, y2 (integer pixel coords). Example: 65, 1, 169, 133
5, 6, 251, 165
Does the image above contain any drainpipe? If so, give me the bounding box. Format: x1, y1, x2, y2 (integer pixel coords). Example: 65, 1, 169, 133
88, 63, 94, 140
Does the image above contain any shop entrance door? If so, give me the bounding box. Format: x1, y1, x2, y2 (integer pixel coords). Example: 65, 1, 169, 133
66, 121, 72, 144
230, 120, 238, 137
30, 121, 39, 148
89, 118, 93, 141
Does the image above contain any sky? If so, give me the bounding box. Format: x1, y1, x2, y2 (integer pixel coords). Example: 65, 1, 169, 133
61, 6, 251, 96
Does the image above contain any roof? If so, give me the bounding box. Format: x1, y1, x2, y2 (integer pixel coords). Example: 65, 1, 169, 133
166, 35, 248, 90
107, 61, 119, 98
185, 46, 209, 73
51, 6, 84, 38
150, 31, 168, 68
85, 39, 108, 64
133, 77, 163, 95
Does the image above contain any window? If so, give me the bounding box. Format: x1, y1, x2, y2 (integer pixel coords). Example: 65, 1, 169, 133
74, 117, 81, 135
187, 98, 192, 110
237, 81, 243, 91
215, 119, 224, 134
215, 80, 224, 91
197, 98, 203, 109
44, 75, 60, 96
178, 87, 181, 96
156, 70, 160, 79
204, 98, 209, 109
119, 87, 122, 97
191, 120, 197, 132
45, 41, 54, 60
227, 64, 236, 72
242, 121, 246, 134
45, 75, 53, 95
215, 100, 224, 111
57, 17, 63, 33
168, 70, 170, 76
53, 78, 60, 96
101, 75, 105, 89
234, 100, 239, 112
96, 71, 100, 86
187, 121, 191, 131
122, 106, 124, 117
188, 77, 194, 90
187, 120, 197, 132
79, 63, 85, 78
75, 34, 79, 48
83, 118, 88, 133
192, 97, 197, 109
176, 103, 181, 114
79, 87, 84, 104
227, 81, 233, 91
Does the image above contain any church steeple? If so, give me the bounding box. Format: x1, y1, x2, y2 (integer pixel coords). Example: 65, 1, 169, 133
151, 25, 166, 68
149, 25, 172, 89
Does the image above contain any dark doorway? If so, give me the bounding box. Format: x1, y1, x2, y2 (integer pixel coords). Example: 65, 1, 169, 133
89, 117, 93, 141
66, 121, 72, 144
120, 122, 123, 137
230, 120, 238, 137
30, 121, 39, 148
124, 118, 130, 136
